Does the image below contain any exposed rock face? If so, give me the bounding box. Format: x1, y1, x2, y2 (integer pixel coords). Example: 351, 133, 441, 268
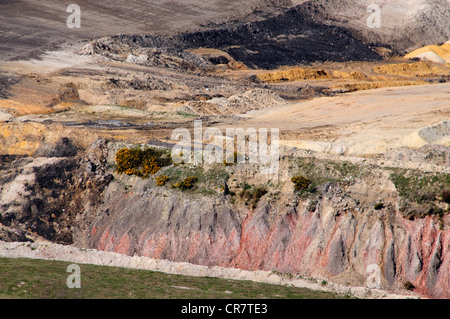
0, 139, 112, 244
84, 172, 449, 299
0, 139, 447, 298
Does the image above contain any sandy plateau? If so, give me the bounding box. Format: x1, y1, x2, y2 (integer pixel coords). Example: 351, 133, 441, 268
241, 83, 450, 155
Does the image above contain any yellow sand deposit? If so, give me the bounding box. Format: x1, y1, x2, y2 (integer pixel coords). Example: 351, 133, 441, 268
0, 122, 98, 155
0, 100, 53, 116
372, 62, 449, 77
405, 43, 450, 63
255, 67, 331, 83
331, 70, 370, 80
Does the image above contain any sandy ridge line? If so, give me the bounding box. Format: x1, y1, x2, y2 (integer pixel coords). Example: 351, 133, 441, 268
0, 241, 419, 299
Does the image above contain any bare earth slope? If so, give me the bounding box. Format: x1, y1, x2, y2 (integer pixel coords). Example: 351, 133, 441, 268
0, 0, 286, 61
239, 83, 450, 155
299, 0, 450, 53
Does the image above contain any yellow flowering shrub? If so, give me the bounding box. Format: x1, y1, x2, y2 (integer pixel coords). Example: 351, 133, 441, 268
170, 176, 198, 190
156, 175, 170, 186
115, 147, 171, 179
291, 175, 311, 192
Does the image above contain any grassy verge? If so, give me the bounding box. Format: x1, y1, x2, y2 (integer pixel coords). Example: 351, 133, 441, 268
288, 157, 369, 197
0, 257, 344, 299
389, 168, 450, 203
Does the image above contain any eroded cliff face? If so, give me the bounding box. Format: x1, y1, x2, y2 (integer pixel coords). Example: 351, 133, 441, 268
76, 144, 449, 299
0, 139, 448, 298
84, 184, 448, 298
0, 139, 111, 244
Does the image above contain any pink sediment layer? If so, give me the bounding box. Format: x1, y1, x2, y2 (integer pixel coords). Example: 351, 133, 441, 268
91, 193, 449, 298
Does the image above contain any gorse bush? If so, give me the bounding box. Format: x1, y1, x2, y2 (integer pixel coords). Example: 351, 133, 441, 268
156, 175, 170, 186
171, 176, 198, 191
291, 175, 311, 192
142, 156, 160, 176
115, 147, 171, 179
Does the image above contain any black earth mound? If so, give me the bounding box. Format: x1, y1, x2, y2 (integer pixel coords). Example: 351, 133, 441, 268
98, 5, 381, 69
178, 6, 382, 68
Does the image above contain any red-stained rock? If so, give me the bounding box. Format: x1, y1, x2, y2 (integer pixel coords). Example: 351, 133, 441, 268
83, 181, 449, 298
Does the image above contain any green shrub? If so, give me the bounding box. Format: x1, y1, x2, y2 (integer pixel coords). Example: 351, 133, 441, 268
239, 186, 268, 209
252, 187, 268, 207
442, 189, 450, 204
374, 203, 384, 210
403, 281, 415, 291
